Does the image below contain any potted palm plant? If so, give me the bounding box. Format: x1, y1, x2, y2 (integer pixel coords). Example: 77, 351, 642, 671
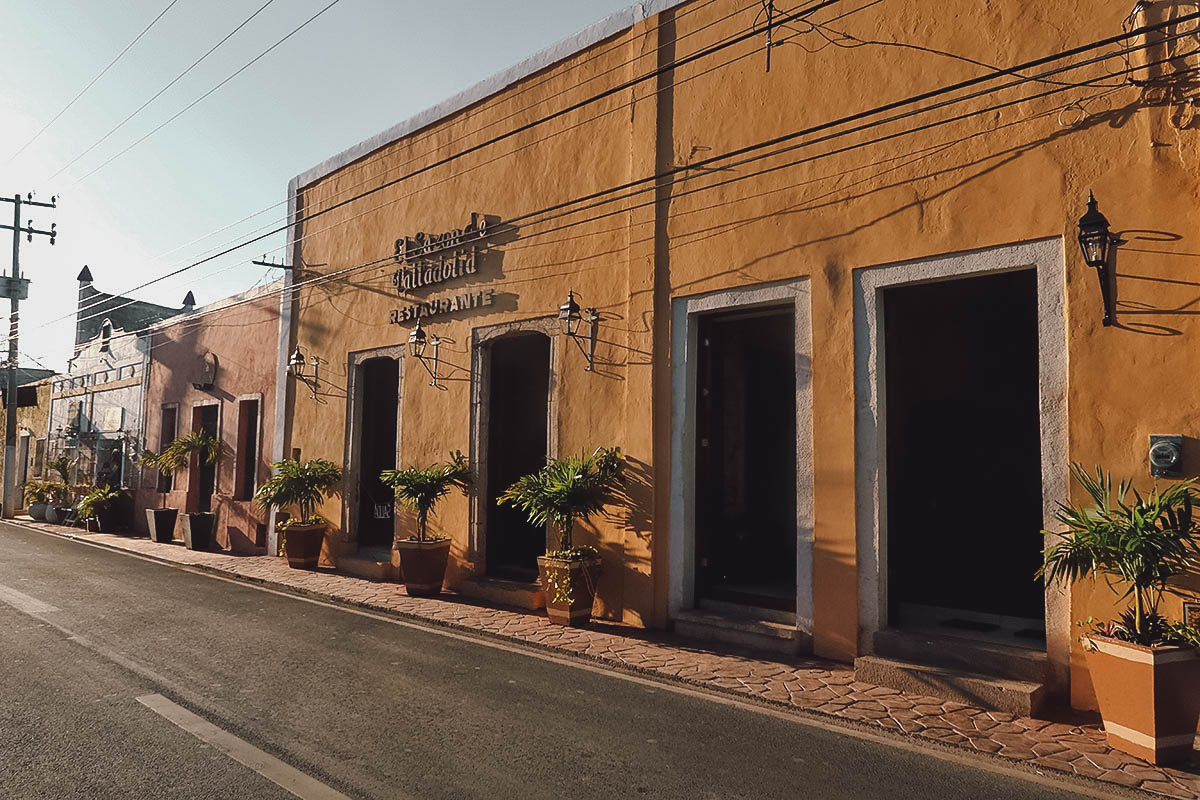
380, 451, 470, 596
1039, 464, 1200, 765
78, 484, 122, 533
254, 458, 342, 569
156, 432, 220, 550
137, 450, 178, 543
24, 480, 52, 520
498, 447, 623, 626
43, 481, 73, 524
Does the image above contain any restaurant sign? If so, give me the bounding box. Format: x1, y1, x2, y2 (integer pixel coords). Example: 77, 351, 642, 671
392, 213, 492, 292
389, 213, 499, 324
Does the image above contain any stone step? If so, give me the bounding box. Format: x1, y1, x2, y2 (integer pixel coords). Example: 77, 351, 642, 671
854, 655, 1048, 717
673, 609, 808, 656
873, 629, 1048, 683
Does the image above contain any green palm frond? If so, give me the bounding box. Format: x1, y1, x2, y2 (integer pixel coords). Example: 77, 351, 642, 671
46, 453, 76, 482
380, 451, 471, 542
156, 431, 221, 476
254, 458, 342, 526
78, 484, 121, 519
1040, 463, 1200, 644
498, 447, 623, 551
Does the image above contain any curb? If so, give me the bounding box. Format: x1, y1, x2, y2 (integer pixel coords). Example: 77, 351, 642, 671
6, 519, 1158, 800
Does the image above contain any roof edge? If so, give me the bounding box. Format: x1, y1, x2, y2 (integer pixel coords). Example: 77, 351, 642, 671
147, 279, 285, 332
290, 0, 690, 194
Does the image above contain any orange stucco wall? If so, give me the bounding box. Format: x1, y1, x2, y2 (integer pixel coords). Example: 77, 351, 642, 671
286, 0, 1200, 714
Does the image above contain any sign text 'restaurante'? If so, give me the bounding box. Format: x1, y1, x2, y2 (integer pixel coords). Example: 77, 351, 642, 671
389, 289, 495, 324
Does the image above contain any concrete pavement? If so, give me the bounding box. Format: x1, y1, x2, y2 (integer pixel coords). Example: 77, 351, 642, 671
0, 521, 1142, 799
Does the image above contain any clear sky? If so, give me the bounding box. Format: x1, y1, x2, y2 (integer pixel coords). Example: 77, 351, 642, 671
0, 0, 639, 371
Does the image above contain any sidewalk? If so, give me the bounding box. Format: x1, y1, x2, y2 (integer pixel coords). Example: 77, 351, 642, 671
12, 518, 1200, 799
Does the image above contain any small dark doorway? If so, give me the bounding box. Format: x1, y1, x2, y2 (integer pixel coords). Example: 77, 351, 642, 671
695, 307, 797, 612
357, 357, 399, 550
884, 269, 1044, 645
193, 405, 219, 513
485, 333, 551, 582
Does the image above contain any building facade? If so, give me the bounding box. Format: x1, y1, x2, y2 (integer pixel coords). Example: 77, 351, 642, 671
134, 285, 282, 553
276, 0, 1200, 721
2, 373, 56, 506
48, 267, 186, 488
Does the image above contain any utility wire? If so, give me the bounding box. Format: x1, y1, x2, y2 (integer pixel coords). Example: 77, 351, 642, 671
56, 36, 1193, 346
59, 0, 851, 324
62, 0, 833, 324
66, 0, 346, 185
57, 20, 1195, 337
47, 0, 279, 183
3, 0, 183, 167
55, 4, 1198, 332
129, 0, 753, 272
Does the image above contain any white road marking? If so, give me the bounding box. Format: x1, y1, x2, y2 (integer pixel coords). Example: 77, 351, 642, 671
0, 582, 58, 614
136, 694, 359, 800
10, 523, 1137, 800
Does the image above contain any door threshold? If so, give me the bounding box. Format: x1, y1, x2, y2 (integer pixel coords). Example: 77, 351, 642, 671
674, 606, 809, 656
697, 597, 795, 626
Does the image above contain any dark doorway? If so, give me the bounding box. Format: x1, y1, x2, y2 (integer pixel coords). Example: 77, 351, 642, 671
485, 333, 550, 582
194, 405, 219, 513
884, 269, 1044, 645
357, 357, 399, 550
695, 307, 797, 612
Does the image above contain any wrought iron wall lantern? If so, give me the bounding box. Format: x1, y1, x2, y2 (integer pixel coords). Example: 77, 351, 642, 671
289, 345, 321, 399
1077, 191, 1120, 327
408, 318, 442, 388
559, 290, 600, 371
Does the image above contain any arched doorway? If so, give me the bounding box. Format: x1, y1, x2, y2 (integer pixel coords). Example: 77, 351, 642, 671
356, 357, 399, 551
484, 332, 551, 581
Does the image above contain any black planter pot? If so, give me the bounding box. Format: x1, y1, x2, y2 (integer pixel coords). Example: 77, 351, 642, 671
181, 512, 215, 551
146, 508, 178, 543
94, 508, 118, 533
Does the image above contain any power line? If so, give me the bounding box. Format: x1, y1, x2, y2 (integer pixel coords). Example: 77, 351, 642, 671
57, 41, 1193, 351
48, 0, 280, 183
3, 0, 183, 167
60, 0, 829, 324
123, 0, 754, 272
52, 8, 1195, 334
67, 0, 346, 185
59, 0, 850, 323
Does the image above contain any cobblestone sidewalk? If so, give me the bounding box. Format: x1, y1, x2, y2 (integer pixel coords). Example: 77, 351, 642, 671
12, 519, 1200, 799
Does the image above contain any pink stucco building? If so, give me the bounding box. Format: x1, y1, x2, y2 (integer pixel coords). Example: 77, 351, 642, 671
135, 283, 283, 553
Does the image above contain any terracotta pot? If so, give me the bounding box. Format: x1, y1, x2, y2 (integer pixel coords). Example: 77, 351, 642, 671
395, 538, 451, 596
537, 556, 602, 626
282, 523, 326, 569
181, 512, 215, 551
1086, 635, 1200, 765
146, 508, 178, 543
27, 503, 47, 521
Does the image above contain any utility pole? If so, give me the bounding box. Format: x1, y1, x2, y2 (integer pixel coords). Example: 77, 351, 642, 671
0, 192, 56, 518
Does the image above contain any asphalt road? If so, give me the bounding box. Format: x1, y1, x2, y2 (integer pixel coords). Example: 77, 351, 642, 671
0, 522, 1103, 799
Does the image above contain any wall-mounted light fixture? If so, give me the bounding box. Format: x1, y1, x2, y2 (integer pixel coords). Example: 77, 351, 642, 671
1077, 191, 1119, 327
559, 290, 600, 371
408, 317, 441, 388
289, 345, 320, 398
